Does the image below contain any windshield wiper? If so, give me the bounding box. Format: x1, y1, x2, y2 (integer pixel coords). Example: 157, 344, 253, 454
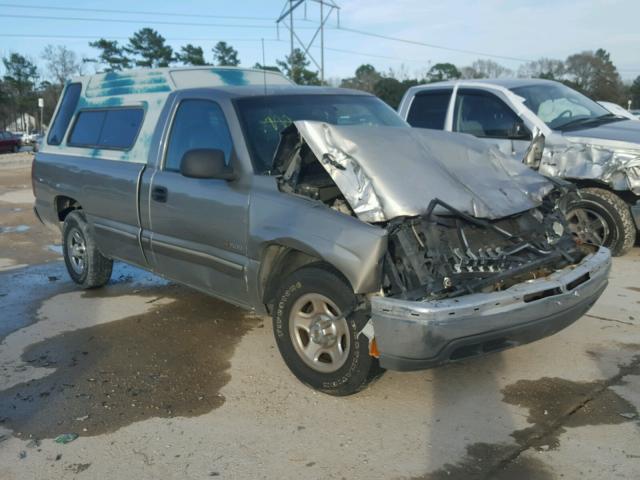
557, 113, 623, 131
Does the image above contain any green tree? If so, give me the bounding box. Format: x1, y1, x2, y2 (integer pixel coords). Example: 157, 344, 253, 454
87, 39, 132, 72
41, 45, 83, 88
340, 64, 382, 92
373, 77, 418, 109
177, 44, 206, 66
565, 49, 624, 102
426, 63, 461, 82
212, 41, 240, 66
2, 53, 39, 131
0, 79, 11, 130
126, 28, 174, 68
276, 48, 320, 85
35, 80, 61, 127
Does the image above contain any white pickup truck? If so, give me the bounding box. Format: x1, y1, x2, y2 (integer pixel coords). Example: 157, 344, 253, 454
399, 78, 640, 256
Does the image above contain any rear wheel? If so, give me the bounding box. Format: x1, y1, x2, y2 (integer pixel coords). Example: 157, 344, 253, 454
62, 211, 113, 288
272, 265, 383, 396
566, 187, 635, 256
12, 145, 19, 153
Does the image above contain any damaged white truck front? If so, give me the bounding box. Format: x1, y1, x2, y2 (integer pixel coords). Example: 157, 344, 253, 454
273, 121, 611, 375
398, 79, 640, 256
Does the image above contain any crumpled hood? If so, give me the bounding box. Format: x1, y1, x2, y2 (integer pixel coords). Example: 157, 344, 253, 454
562, 119, 640, 146
292, 121, 554, 222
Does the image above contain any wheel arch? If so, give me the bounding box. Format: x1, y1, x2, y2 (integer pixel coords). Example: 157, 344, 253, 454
54, 195, 82, 221
258, 243, 353, 311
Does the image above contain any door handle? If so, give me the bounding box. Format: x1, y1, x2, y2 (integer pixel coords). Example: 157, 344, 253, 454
152, 186, 168, 203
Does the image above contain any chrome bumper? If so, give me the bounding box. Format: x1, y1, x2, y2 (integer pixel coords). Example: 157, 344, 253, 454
371, 247, 611, 371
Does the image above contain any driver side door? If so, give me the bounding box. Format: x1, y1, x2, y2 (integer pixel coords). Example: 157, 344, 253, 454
144, 95, 250, 306
453, 88, 531, 157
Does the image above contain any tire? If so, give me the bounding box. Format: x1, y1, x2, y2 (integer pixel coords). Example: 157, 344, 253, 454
566, 187, 636, 256
272, 265, 384, 396
62, 210, 113, 288
12, 145, 19, 153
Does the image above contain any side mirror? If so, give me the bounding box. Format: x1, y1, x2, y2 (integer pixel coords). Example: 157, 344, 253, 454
509, 120, 531, 140
180, 149, 235, 180
522, 128, 545, 169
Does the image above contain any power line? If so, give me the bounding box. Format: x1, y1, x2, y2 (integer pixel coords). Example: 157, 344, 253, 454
0, 2, 274, 21
0, 13, 320, 30
321, 46, 431, 64
2, 5, 636, 72
0, 12, 531, 63
0, 32, 436, 66
0, 32, 422, 62
0, 33, 282, 43
6, 32, 637, 72
334, 27, 534, 63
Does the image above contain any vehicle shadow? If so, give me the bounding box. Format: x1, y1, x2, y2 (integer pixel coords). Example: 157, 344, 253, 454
418, 352, 554, 480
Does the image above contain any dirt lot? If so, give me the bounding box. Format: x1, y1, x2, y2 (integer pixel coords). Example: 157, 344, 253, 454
0, 152, 639, 479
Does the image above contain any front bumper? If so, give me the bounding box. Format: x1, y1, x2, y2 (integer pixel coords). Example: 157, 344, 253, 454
371, 247, 611, 371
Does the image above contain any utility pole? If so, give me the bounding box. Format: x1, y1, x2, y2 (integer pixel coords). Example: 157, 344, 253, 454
289, 0, 294, 60
276, 0, 340, 83
320, 0, 324, 83
38, 98, 44, 134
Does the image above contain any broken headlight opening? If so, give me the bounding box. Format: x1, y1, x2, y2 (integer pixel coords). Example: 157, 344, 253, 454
274, 126, 357, 217
383, 195, 592, 301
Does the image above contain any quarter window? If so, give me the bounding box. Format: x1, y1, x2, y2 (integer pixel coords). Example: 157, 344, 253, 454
164, 99, 233, 172
453, 91, 523, 139
406, 90, 452, 129
47, 83, 81, 145
68, 108, 144, 150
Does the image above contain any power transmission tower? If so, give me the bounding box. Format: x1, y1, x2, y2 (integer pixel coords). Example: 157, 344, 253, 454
276, 0, 340, 83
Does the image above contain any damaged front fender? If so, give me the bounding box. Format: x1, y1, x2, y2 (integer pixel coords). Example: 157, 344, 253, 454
539, 141, 640, 194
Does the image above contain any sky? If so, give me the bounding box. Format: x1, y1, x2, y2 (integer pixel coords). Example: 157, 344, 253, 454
1, 0, 639, 83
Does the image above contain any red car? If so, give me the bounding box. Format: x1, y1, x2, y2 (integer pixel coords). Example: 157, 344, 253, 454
0, 131, 21, 153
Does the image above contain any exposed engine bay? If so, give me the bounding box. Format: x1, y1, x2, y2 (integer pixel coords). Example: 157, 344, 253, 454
273, 121, 595, 301
382, 195, 591, 301
274, 127, 355, 216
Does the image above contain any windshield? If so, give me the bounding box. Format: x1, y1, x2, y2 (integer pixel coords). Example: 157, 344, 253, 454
511, 83, 611, 130
235, 94, 406, 173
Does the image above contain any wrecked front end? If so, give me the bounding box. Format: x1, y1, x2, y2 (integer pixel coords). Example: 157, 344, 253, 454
374, 197, 610, 370
273, 121, 612, 371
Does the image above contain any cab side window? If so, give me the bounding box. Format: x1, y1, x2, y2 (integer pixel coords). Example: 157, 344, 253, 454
406, 90, 452, 130
165, 99, 233, 172
453, 90, 526, 139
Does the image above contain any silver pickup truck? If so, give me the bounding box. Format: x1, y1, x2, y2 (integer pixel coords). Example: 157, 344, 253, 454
33, 67, 611, 395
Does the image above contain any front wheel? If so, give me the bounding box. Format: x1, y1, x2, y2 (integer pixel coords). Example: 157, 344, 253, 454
62, 211, 113, 288
272, 265, 384, 396
566, 188, 636, 256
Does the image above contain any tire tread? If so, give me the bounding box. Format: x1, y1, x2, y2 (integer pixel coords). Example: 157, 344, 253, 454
581, 187, 635, 256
